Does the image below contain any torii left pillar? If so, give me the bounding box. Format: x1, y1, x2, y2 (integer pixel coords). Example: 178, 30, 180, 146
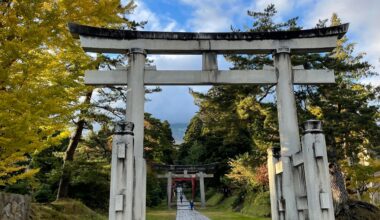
128, 48, 147, 220
109, 48, 147, 220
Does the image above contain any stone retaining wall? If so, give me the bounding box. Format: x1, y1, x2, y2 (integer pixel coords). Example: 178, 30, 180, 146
0, 192, 31, 220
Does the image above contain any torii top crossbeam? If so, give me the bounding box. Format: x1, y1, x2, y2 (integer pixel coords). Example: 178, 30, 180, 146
69, 23, 348, 54
69, 23, 348, 87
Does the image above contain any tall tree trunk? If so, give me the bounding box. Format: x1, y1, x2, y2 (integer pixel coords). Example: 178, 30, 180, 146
329, 162, 350, 216
56, 90, 93, 199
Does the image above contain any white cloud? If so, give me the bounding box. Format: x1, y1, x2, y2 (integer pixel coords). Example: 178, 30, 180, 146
127, 0, 179, 31
180, 0, 245, 32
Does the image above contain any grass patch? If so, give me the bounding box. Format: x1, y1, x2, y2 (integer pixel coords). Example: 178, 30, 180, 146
218, 195, 238, 211
200, 191, 270, 220
206, 192, 224, 206
146, 209, 176, 220
241, 191, 271, 217
200, 194, 270, 220
31, 199, 106, 220
206, 188, 216, 199
200, 208, 270, 220
33, 199, 176, 220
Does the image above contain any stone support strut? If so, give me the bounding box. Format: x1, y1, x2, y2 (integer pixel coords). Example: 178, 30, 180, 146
267, 121, 335, 220
109, 121, 134, 220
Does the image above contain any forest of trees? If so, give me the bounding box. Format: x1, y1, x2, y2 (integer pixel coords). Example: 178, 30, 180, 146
1, 0, 379, 219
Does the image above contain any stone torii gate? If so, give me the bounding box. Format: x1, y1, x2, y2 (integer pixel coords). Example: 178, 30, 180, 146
154, 163, 215, 208
68, 22, 348, 220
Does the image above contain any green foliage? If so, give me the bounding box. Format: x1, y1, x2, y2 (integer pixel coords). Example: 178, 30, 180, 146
83, 124, 113, 162
144, 113, 175, 164
226, 153, 257, 192
247, 4, 300, 32
2, 137, 67, 200
227, 153, 269, 192
342, 159, 380, 198
146, 170, 165, 207
143, 114, 176, 207
67, 158, 110, 211
34, 184, 56, 203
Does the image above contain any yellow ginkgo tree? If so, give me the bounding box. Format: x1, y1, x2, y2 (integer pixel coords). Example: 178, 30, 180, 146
0, 0, 138, 185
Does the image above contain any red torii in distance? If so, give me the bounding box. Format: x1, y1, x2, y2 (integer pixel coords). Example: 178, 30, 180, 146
173, 177, 197, 201
154, 163, 216, 208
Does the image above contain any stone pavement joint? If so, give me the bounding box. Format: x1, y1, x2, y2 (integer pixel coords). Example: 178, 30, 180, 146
176, 188, 210, 220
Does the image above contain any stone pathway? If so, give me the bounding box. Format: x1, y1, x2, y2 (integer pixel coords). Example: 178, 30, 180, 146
176, 188, 210, 220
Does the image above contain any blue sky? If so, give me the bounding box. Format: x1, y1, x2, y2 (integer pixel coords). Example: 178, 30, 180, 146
123, 0, 380, 124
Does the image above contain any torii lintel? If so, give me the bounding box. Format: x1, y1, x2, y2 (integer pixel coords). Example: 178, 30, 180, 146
68, 23, 348, 54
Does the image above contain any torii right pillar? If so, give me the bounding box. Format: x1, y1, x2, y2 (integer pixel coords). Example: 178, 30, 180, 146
199, 172, 206, 208
274, 48, 300, 220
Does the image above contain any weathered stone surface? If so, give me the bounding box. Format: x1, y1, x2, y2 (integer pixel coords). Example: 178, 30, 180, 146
114, 120, 134, 135
0, 192, 31, 220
